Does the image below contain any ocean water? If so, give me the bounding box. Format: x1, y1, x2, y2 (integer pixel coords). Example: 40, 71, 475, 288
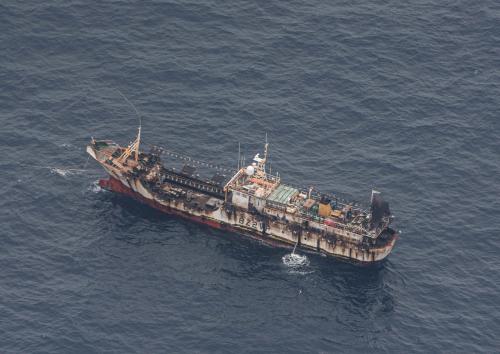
1, 0, 499, 352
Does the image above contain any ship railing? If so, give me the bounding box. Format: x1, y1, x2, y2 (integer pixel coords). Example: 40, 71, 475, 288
145, 143, 237, 175
260, 172, 280, 183
265, 200, 288, 211
264, 202, 367, 236
143, 143, 371, 210
330, 227, 364, 241
277, 182, 370, 212
370, 218, 391, 238
160, 169, 224, 195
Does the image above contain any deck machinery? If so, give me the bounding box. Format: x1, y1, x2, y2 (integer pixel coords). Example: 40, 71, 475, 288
87, 128, 397, 264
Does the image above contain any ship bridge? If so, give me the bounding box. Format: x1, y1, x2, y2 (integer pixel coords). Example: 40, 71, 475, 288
224, 167, 280, 212
224, 142, 284, 212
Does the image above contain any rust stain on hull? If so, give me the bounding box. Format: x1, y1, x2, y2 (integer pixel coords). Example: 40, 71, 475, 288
100, 177, 395, 266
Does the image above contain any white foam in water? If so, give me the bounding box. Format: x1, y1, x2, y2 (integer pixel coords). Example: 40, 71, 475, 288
51, 167, 75, 177
282, 253, 309, 266
60, 143, 75, 149
282, 253, 311, 274
88, 180, 103, 193
50, 167, 87, 177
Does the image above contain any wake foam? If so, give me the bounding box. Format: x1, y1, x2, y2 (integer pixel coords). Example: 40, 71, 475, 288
50, 167, 87, 177
88, 180, 104, 193
50, 167, 76, 177
282, 253, 312, 274
59, 143, 76, 149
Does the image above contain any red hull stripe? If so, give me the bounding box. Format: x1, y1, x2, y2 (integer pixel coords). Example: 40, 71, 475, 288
98, 177, 295, 250
98, 177, 387, 265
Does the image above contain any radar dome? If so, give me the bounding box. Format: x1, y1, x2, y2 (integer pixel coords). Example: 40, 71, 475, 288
245, 165, 255, 176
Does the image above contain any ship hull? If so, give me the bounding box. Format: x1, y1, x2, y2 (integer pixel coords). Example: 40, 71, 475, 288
98, 176, 397, 265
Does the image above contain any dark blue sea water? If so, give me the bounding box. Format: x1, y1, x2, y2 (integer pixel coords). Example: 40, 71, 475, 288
1, 1, 500, 352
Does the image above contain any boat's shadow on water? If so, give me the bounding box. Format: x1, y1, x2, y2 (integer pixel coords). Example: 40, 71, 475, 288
100, 194, 398, 317
199, 220, 398, 321
217, 232, 399, 318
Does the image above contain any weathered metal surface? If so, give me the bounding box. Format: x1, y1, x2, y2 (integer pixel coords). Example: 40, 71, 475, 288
87, 136, 398, 265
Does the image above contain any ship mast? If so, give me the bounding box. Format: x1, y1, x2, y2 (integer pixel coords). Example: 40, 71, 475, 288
116, 91, 142, 164
134, 125, 141, 162
117, 125, 141, 163
254, 139, 269, 179
263, 132, 268, 175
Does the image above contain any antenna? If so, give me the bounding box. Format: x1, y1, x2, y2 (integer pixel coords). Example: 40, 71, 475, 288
117, 90, 142, 162
237, 142, 241, 170
268, 138, 272, 177
263, 133, 269, 176
118, 90, 142, 129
